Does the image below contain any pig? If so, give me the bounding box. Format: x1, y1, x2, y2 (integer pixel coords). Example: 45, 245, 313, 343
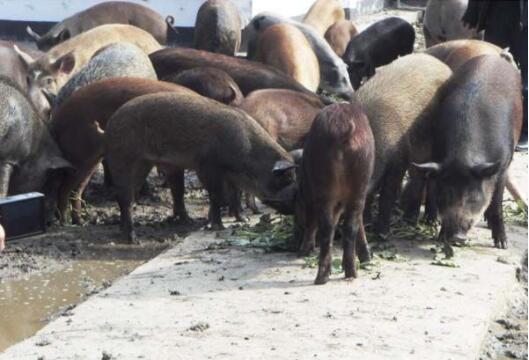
302, 0, 345, 36
411, 55, 522, 255
15, 24, 162, 96
194, 0, 242, 55
356, 54, 452, 235
237, 88, 325, 215
26, 1, 177, 51
105, 92, 296, 242
51, 77, 196, 224
425, 39, 513, 70
255, 24, 320, 92
245, 12, 354, 98
0, 76, 70, 216
343, 17, 415, 89
400, 41, 521, 222
294, 101, 374, 285
149, 47, 326, 101
0, 42, 50, 119
423, 0, 480, 48
162, 67, 243, 106
52, 43, 157, 108
324, 20, 358, 57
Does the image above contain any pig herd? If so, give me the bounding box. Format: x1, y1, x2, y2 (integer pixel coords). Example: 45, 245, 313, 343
0, 0, 524, 284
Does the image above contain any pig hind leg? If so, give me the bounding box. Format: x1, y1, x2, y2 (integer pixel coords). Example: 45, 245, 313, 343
162, 165, 192, 224
70, 164, 99, 225
342, 209, 362, 279
315, 206, 341, 285
486, 172, 508, 249
197, 164, 226, 230
299, 207, 317, 256
115, 160, 154, 243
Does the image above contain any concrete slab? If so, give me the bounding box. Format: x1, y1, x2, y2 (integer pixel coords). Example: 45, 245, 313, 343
1, 218, 525, 359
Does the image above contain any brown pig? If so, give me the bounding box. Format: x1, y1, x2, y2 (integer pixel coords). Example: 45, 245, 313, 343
324, 20, 358, 57
50, 78, 196, 224
15, 24, 162, 96
194, 0, 242, 55
302, 0, 345, 36
163, 67, 243, 106
294, 101, 375, 285
105, 92, 296, 242
425, 39, 507, 70
255, 24, 320, 92
235, 88, 325, 214
356, 54, 452, 235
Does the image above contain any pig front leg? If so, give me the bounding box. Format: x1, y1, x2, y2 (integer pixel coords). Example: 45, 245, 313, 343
487, 172, 508, 249
0, 162, 14, 197
298, 207, 317, 256
376, 163, 407, 235
400, 168, 426, 225
245, 193, 261, 214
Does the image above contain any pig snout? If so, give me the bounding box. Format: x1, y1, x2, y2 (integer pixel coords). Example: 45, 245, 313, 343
261, 184, 297, 215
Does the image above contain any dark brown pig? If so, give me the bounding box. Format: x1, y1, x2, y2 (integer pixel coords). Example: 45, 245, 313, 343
163, 67, 243, 106
255, 24, 320, 92
26, 1, 177, 50
324, 20, 358, 57
149, 47, 326, 101
294, 101, 374, 285
105, 92, 296, 242
412, 55, 522, 255
236, 89, 325, 214
356, 54, 452, 235
50, 78, 196, 224
194, 0, 242, 55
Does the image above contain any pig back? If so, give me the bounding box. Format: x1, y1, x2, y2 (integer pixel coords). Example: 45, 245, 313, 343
434, 55, 522, 161
105, 92, 289, 172
54, 43, 158, 107
356, 53, 452, 188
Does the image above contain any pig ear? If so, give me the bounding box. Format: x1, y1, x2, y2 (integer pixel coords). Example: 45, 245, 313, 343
411, 162, 442, 176
272, 160, 296, 175
26, 26, 42, 41
50, 51, 75, 75
470, 161, 501, 178
56, 28, 71, 42
13, 45, 35, 69
289, 149, 303, 165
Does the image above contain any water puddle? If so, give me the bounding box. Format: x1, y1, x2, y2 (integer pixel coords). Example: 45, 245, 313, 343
0, 259, 143, 352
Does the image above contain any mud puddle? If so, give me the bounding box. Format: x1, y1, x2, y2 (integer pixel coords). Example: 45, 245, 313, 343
0, 258, 143, 351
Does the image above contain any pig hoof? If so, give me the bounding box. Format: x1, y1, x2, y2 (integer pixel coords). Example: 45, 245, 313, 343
443, 243, 454, 258
344, 268, 357, 279
297, 245, 314, 257
494, 239, 507, 249
314, 273, 330, 285
207, 223, 225, 231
